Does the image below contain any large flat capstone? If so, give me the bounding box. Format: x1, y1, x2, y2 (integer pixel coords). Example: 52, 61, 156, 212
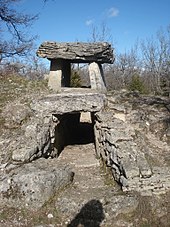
31, 89, 107, 115
36, 42, 114, 63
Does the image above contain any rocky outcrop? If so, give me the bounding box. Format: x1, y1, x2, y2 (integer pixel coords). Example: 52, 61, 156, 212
0, 90, 107, 210
1, 101, 33, 128
0, 88, 170, 214
37, 42, 114, 63
0, 158, 73, 210
94, 91, 170, 195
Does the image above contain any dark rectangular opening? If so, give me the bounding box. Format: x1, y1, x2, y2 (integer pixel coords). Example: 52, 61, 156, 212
53, 112, 95, 156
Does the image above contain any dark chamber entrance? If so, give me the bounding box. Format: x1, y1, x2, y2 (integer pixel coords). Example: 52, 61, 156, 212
53, 112, 95, 155
67, 122, 94, 145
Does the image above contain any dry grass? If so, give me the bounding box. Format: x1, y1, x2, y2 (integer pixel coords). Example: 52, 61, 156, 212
0, 74, 48, 105
0, 74, 49, 133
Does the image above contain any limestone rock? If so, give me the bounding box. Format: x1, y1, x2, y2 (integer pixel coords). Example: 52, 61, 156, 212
105, 195, 139, 217
31, 91, 107, 116
88, 62, 107, 93
11, 117, 53, 163
0, 158, 74, 210
37, 42, 114, 64
12, 144, 39, 163
1, 101, 33, 128
95, 91, 170, 195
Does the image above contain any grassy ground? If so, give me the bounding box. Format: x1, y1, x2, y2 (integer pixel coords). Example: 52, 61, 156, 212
0, 74, 49, 106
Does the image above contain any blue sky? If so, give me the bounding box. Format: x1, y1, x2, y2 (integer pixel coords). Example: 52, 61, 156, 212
19, 0, 170, 54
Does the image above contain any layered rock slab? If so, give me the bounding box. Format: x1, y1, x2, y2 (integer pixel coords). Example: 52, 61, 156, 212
0, 158, 73, 210
31, 89, 107, 115
95, 91, 170, 195
37, 42, 114, 63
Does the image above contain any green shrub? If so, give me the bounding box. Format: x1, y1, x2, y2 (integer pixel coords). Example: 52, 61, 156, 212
129, 74, 147, 94
70, 70, 82, 87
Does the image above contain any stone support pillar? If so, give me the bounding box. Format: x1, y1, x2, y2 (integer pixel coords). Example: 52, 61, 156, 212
48, 59, 71, 92
88, 62, 107, 93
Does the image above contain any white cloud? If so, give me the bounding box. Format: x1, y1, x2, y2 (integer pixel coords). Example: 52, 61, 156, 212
85, 19, 93, 26
108, 7, 119, 17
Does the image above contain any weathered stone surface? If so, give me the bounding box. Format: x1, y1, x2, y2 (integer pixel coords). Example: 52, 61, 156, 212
124, 167, 170, 195
37, 42, 114, 63
48, 59, 71, 92
1, 101, 33, 128
11, 117, 53, 163
0, 91, 107, 165
104, 195, 139, 216
88, 62, 107, 93
94, 91, 170, 195
0, 158, 74, 210
0, 86, 170, 226
31, 91, 107, 116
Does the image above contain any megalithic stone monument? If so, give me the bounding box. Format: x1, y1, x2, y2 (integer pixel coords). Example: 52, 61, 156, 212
37, 42, 114, 92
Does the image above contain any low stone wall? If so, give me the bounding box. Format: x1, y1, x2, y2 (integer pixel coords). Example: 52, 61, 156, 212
93, 93, 170, 195
94, 111, 152, 191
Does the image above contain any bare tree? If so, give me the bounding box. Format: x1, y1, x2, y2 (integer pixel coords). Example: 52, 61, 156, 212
88, 22, 113, 43
157, 26, 170, 95
141, 25, 170, 94
0, 0, 38, 60
105, 42, 141, 90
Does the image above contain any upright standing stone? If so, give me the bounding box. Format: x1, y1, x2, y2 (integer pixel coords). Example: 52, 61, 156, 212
88, 62, 107, 93
48, 59, 71, 92
48, 59, 62, 92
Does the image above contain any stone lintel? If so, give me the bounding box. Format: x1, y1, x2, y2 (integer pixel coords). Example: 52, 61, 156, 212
31, 91, 107, 115
37, 42, 114, 64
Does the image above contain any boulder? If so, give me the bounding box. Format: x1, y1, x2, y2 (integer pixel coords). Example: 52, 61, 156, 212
0, 158, 74, 210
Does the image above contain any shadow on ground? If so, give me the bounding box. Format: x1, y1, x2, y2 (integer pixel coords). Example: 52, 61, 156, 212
67, 199, 105, 227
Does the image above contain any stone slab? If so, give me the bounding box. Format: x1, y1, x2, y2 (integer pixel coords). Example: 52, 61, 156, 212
0, 158, 73, 210
37, 42, 114, 63
31, 90, 107, 115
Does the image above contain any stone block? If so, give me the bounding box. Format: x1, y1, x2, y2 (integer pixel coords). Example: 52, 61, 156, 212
88, 62, 107, 93
31, 92, 106, 116
0, 159, 74, 210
